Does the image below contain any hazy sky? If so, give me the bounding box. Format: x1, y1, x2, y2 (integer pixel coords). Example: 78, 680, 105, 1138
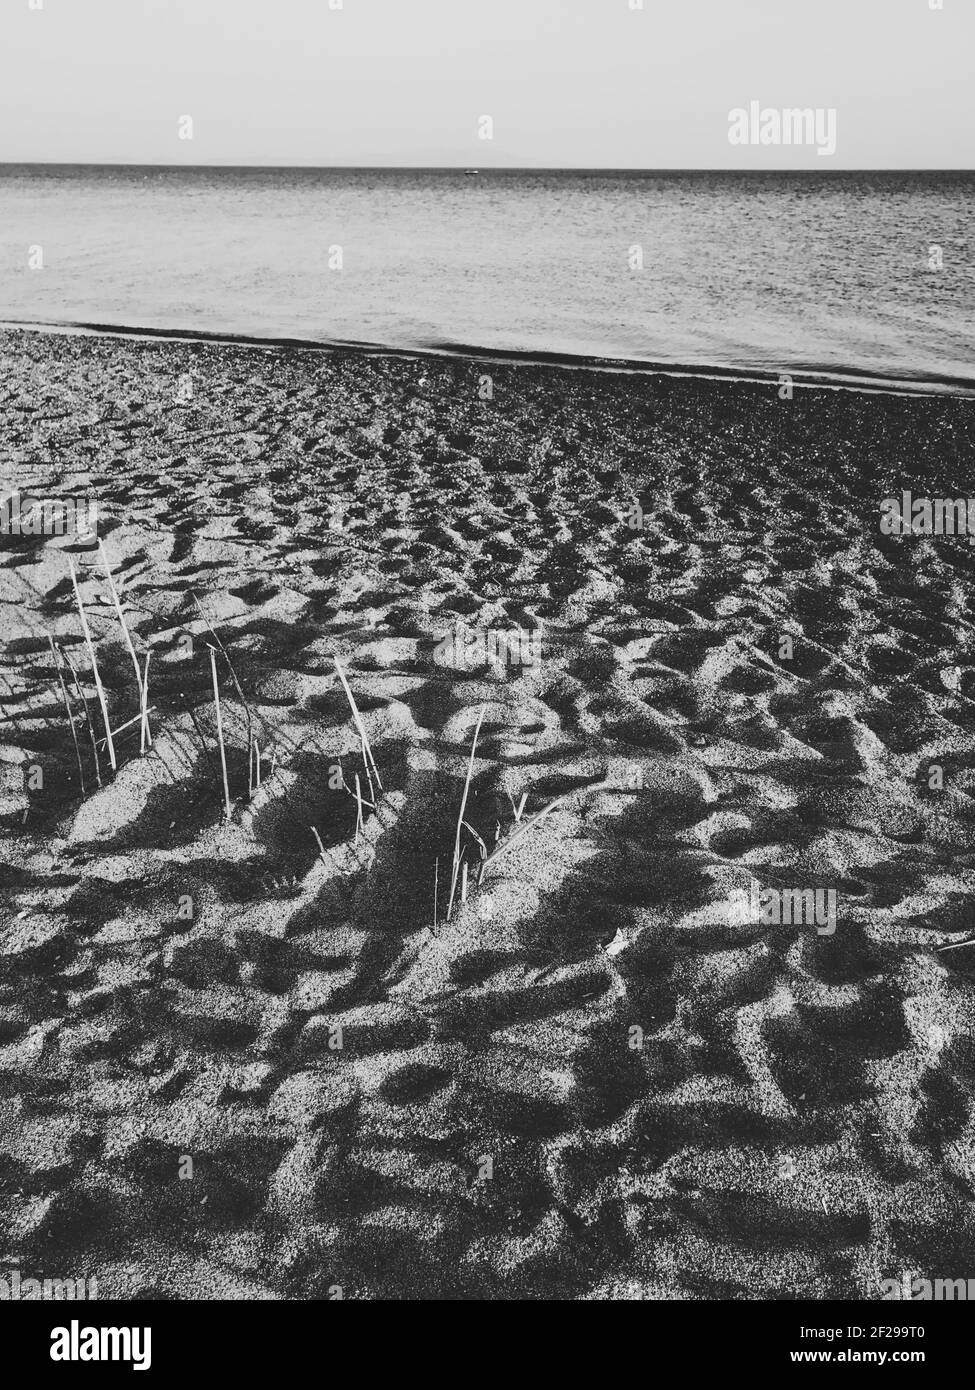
1, 0, 972, 168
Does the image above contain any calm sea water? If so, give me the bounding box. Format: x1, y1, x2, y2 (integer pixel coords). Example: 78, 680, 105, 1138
1, 166, 972, 390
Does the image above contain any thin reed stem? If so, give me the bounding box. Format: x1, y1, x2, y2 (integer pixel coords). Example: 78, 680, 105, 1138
208, 645, 232, 821
447, 703, 486, 921
333, 656, 383, 792
98, 540, 151, 750
192, 593, 254, 796
49, 636, 85, 796
67, 555, 116, 772
61, 645, 102, 788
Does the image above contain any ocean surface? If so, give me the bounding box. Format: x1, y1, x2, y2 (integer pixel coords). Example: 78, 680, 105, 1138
1, 165, 973, 391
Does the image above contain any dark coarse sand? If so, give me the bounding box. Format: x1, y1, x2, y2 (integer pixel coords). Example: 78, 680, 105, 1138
2, 326, 975, 1299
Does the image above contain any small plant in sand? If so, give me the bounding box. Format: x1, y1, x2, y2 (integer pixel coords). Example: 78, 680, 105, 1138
332, 656, 382, 792
191, 592, 260, 799
442, 704, 566, 924
58, 641, 102, 788
332, 656, 382, 829
53, 549, 156, 796
98, 540, 152, 753
309, 659, 384, 858
446, 704, 486, 920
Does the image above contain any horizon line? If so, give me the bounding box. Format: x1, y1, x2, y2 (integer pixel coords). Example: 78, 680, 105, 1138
1, 161, 973, 175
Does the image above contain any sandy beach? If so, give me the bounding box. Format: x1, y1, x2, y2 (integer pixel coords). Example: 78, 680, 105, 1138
2, 324, 975, 1300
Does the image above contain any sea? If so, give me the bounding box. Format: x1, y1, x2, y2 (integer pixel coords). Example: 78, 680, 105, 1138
1, 165, 972, 392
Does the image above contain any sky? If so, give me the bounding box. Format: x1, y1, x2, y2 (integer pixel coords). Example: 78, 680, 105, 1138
0, 0, 972, 168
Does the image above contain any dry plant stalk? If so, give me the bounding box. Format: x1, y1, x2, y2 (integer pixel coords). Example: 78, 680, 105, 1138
102, 707, 158, 744
483, 795, 567, 874
359, 733, 376, 805
178, 688, 218, 788
311, 825, 328, 865
338, 757, 375, 810
353, 772, 365, 843
192, 593, 255, 796
466, 789, 568, 896
333, 656, 383, 792
208, 644, 232, 821
447, 703, 486, 921
140, 649, 152, 753
98, 540, 151, 750
67, 555, 116, 772
49, 636, 85, 795
61, 644, 102, 788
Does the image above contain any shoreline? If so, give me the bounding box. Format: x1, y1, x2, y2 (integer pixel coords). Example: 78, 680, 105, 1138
3, 318, 973, 400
